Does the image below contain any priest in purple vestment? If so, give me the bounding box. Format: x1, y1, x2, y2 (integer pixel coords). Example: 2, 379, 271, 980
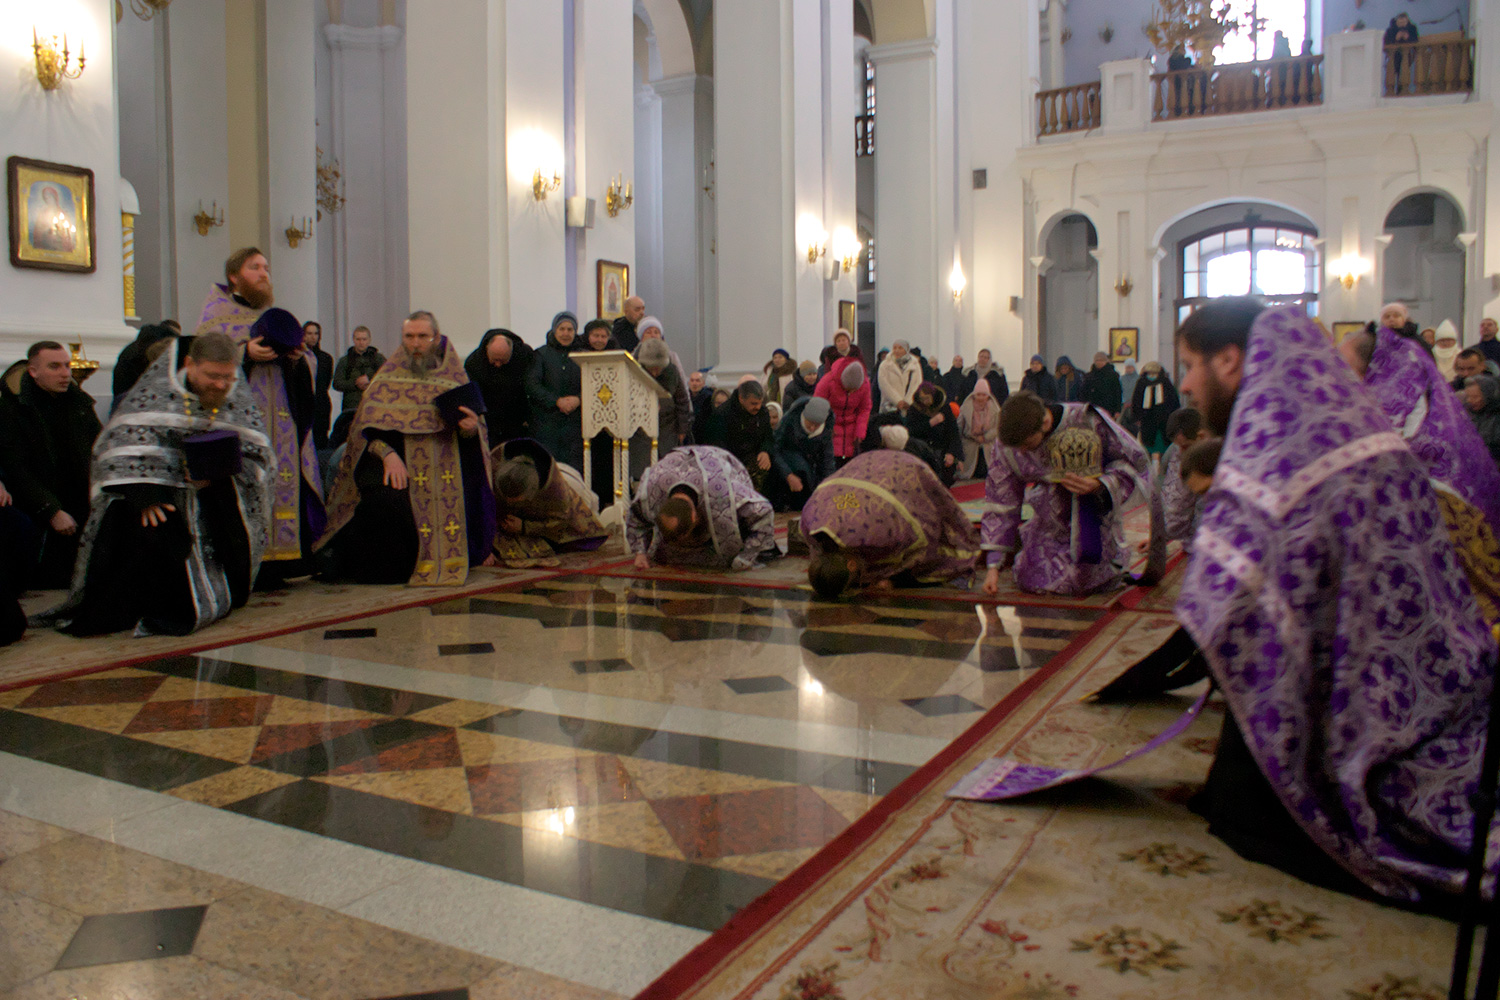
980, 392, 1150, 596
194, 247, 325, 585
1176, 297, 1496, 907
627, 446, 777, 571
803, 449, 980, 599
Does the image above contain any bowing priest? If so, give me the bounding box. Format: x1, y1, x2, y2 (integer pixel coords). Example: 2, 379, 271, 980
317, 311, 496, 585
45, 333, 275, 637
627, 446, 778, 571
195, 247, 325, 585
803, 449, 981, 599
490, 438, 609, 568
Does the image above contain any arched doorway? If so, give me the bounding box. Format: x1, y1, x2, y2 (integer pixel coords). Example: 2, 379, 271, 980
1037, 214, 1098, 368
1158, 202, 1319, 374
1382, 191, 1466, 335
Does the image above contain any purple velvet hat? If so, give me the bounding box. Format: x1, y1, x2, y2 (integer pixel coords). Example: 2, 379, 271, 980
435, 382, 487, 426
249, 308, 304, 354
183, 429, 243, 481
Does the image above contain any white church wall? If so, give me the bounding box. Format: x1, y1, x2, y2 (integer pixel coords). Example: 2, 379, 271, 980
0, 0, 131, 380
115, 11, 162, 327
264, 0, 318, 328
578, 0, 636, 329
825, 0, 860, 358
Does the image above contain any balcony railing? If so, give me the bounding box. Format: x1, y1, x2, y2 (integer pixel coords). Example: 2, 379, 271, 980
1150, 54, 1323, 122
1383, 39, 1474, 96
1036, 81, 1101, 136
855, 114, 874, 156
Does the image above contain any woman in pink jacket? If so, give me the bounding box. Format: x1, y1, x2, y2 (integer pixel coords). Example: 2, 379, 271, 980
814, 357, 872, 467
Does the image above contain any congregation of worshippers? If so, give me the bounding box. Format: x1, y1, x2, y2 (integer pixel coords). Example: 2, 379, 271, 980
6, 242, 1500, 916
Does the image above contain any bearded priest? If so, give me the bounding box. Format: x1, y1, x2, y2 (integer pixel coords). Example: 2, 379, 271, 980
316, 311, 497, 585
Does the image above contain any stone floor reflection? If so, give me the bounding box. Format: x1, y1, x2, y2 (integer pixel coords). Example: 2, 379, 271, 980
0, 573, 1106, 997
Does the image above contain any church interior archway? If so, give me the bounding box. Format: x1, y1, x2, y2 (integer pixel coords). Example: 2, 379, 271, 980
1382, 191, 1467, 335
1037, 213, 1098, 368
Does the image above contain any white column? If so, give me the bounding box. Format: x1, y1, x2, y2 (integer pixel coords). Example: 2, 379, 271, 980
790, 0, 828, 363
655, 74, 706, 368
633, 84, 665, 328
0, 0, 131, 381
164, 0, 231, 324
407, 0, 509, 356
714, 0, 795, 372
578, 0, 636, 324
264, 0, 318, 325
505, 1, 567, 344
960, 0, 1038, 375
868, 38, 943, 354
1100, 59, 1150, 134
1477, 4, 1500, 320
325, 23, 402, 347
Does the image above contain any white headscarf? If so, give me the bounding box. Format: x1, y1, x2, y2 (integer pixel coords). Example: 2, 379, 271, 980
1433, 319, 1460, 381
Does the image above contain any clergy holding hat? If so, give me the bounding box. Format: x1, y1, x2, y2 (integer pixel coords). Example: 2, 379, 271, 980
194, 248, 326, 585
316, 310, 496, 586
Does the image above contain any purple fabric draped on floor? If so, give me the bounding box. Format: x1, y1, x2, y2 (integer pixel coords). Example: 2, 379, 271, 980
1177, 305, 1497, 904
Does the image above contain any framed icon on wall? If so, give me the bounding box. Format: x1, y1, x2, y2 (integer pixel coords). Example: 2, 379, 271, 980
8, 155, 96, 273
838, 300, 856, 336
1108, 327, 1138, 363
597, 260, 629, 321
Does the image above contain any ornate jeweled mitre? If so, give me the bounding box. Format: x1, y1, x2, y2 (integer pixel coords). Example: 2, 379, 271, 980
1046, 426, 1103, 481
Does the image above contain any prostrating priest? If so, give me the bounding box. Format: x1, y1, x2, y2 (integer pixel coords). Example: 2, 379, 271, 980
803, 449, 980, 599
316, 311, 496, 586
194, 247, 325, 585
627, 446, 778, 571
490, 438, 609, 568
43, 333, 274, 637
981, 390, 1150, 596
1174, 298, 1496, 907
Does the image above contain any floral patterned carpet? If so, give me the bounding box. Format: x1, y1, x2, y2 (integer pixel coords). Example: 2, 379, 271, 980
637, 610, 1459, 1000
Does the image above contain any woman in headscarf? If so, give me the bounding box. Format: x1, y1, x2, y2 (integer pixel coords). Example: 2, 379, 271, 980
1131, 360, 1181, 468
957, 375, 1000, 479
1053, 356, 1082, 402
1019, 354, 1057, 401
629, 338, 693, 483
903, 381, 961, 484
877, 339, 922, 412
814, 356, 871, 467
1463, 375, 1500, 465
524, 311, 584, 471
781, 360, 819, 409
1431, 320, 1460, 381
763, 348, 798, 405
578, 319, 618, 501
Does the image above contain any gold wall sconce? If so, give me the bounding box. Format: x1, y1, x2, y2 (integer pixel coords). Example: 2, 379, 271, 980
605, 175, 633, 217
284, 216, 314, 248
192, 201, 225, 236
833, 227, 862, 274
1330, 254, 1371, 290
1115, 276, 1134, 297
33, 29, 85, 91
949, 260, 967, 302
533, 169, 562, 202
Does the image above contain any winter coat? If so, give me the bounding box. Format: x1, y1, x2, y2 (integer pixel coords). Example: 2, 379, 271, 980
961, 364, 1009, 404
781, 372, 819, 410
706, 393, 774, 472
904, 385, 961, 470
773, 396, 835, 492
1131, 373, 1182, 448
307, 345, 335, 448
814, 356, 872, 459
1020, 367, 1057, 401
690, 387, 715, 444
957, 391, 1000, 478
636, 345, 693, 451
333, 345, 388, 414
1469, 378, 1500, 465
112, 324, 178, 402
1054, 357, 1082, 402
524, 331, 584, 469
0, 373, 100, 525
1080, 361, 1123, 414
877, 354, 922, 412
611, 316, 640, 352
941, 365, 968, 403
464, 330, 533, 445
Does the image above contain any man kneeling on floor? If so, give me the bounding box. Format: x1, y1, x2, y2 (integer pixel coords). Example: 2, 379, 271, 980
628, 446, 778, 571
981, 389, 1150, 596
490, 438, 609, 568
803, 449, 981, 598
1173, 297, 1495, 909
45, 333, 275, 636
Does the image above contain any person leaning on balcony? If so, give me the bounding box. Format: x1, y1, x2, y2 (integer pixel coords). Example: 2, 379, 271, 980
1168, 45, 1192, 117
1271, 31, 1293, 105
1384, 13, 1419, 93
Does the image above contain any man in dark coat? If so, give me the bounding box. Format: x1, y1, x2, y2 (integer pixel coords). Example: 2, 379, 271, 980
941, 355, 968, 403
1080, 351, 1124, 416
302, 321, 335, 449
611, 297, 645, 352
705, 380, 776, 493
331, 325, 386, 447
1477, 317, 1500, 369
769, 396, 834, 511
0, 341, 102, 588
688, 370, 715, 444
465, 328, 535, 446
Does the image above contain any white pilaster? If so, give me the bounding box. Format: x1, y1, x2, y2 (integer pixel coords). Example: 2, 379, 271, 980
1477, 3, 1500, 321
654, 74, 707, 368
578, 0, 636, 327
325, 23, 403, 348
407, 0, 509, 355
265, 0, 318, 326
868, 37, 944, 355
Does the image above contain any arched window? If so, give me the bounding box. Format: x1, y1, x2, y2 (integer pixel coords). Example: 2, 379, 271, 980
1177, 222, 1319, 327
1215, 0, 1311, 63
865, 233, 876, 286
856, 60, 875, 156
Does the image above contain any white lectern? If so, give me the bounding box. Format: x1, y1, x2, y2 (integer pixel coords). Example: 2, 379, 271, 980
572, 349, 670, 523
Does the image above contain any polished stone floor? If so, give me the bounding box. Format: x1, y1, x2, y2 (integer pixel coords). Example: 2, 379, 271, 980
0, 572, 1105, 998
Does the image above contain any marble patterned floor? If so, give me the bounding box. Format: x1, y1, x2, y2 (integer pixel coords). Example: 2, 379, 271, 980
0, 571, 1109, 998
